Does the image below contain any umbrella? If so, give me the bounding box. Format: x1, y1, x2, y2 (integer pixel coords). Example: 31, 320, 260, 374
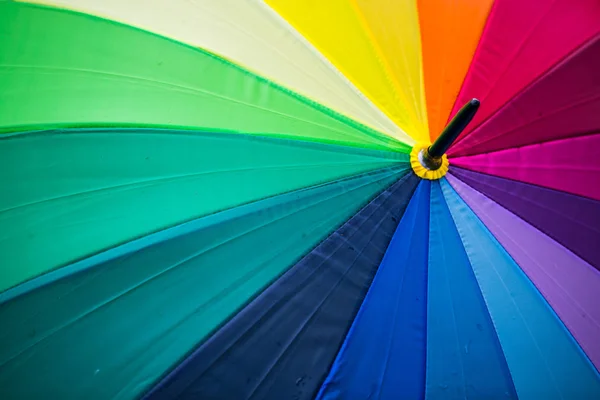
1, 0, 599, 399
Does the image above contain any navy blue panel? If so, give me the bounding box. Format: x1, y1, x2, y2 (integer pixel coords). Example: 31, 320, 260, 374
146, 172, 420, 400
317, 180, 431, 400
426, 180, 517, 399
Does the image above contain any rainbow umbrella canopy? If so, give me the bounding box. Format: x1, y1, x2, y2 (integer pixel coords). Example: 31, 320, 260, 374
1, 0, 600, 399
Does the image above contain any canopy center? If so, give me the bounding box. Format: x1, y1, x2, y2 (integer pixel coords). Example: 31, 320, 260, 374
411, 98, 480, 180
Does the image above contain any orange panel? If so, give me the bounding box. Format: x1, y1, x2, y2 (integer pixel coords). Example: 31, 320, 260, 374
418, 0, 493, 141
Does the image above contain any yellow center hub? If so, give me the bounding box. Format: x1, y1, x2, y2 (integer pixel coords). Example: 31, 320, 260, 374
410, 142, 449, 180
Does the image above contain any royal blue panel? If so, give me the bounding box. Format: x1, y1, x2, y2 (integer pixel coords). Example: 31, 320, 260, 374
146, 173, 420, 400
426, 181, 517, 399
316, 180, 430, 400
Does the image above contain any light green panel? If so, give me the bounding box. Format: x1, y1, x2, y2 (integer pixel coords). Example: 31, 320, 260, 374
0, 1, 408, 152
0, 165, 408, 400
0, 128, 407, 292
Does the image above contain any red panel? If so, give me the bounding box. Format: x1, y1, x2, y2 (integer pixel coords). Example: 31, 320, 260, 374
449, 0, 600, 147
450, 35, 600, 156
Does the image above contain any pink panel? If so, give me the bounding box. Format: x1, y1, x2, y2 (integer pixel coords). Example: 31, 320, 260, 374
451, 134, 600, 201
449, 0, 600, 145
450, 35, 600, 156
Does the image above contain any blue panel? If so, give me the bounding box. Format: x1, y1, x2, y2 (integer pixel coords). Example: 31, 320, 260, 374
440, 179, 600, 400
145, 173, 420, 400
317, 180, 431, 400
426, 181, 517, 399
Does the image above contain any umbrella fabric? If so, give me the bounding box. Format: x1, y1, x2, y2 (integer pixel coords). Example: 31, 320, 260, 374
20, 0, 408, 141
418, 0, 494, 139
451, 34, 600, 157
452, 134, 600, 200
317, 181, 431, 400
439, 179, 600, 399
0, 129, 406, 293
449, 0, 600, 147
447, 175, 600, 370
1, 1, 600, 399
317, 181, 516, 400
263, 0, 429, 142
450, 167, 600, 271
146, 174, 419, 399
0, 156, 407, 399
0, 2, 404, 151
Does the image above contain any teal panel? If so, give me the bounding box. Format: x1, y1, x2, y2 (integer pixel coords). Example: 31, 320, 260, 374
0, 166, 408, 400
0, 128, 407, 292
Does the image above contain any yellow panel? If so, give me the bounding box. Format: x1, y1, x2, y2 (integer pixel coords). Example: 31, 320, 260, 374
20, 0, 413, 144
418, 0, 493, 141
266, 0, 429, 142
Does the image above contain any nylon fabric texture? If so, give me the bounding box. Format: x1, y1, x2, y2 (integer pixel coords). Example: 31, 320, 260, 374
22, 0, 408, 141
0, 128, 406, 293
441, 179, 600, 399
317, 180, 430, 400
447, 174, 600, 372
452, 134, 600, 201
265, 0, 429, 142
451, 167, 600, 271
0, 165, 407, 400
146, 173, 420, 400
450, 0, 600, 144
1, 0, 600, 399
426, 180, 517, 399
451, 34, 600, 157
418, 0, 493, 140
0, 2, 406, 152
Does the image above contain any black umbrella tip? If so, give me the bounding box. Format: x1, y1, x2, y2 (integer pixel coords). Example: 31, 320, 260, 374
469, 98, 480, 108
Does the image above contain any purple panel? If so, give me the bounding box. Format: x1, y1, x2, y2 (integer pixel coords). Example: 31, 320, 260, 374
450, 167, 600, 271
